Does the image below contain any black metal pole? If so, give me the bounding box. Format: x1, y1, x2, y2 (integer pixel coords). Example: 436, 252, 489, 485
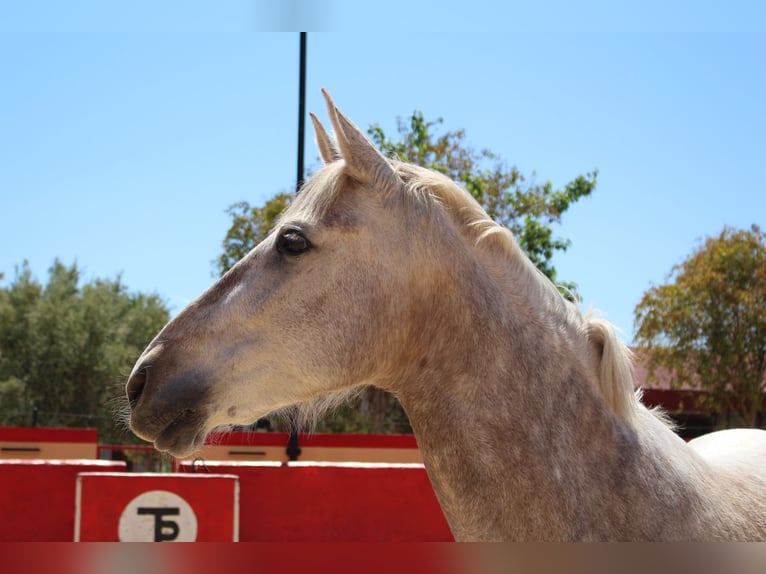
296, 32, 307, 193
287, 33, 308, 463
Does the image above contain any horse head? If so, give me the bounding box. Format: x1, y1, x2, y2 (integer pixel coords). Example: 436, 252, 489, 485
125, 90, 462, 457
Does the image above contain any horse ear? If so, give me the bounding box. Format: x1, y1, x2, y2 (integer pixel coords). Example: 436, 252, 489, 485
320, 88, 399, 190
310, 112, 341, 164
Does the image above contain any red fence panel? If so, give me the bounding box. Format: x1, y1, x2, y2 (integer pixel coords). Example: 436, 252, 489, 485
0, 459, 126, 541
179, 460, 453, 541
184, 431, 423, 464
75, 472, 239, 541
0, 426, 98, 460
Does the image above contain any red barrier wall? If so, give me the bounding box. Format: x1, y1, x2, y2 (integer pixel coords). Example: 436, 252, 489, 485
179, 461, 454, 542
0, 426, 98, 459
76, 473, 239, 542
187, 431, 423, 463
0, 459, 126, 541
1, 456, 453, 542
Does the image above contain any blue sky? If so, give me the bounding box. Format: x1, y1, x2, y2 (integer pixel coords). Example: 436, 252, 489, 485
1, 3, 764, 343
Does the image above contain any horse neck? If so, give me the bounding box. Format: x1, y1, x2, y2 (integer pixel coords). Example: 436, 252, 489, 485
390, 241, 653, 540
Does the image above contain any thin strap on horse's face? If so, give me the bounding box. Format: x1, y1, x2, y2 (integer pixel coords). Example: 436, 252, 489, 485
310, 112, 341, 164
318, 88, 400, 192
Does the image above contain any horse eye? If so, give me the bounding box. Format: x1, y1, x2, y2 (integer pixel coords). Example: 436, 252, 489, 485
276, 228, 311, 256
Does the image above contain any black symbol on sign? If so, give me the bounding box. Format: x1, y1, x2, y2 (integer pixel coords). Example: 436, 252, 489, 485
137, 507, 180, 542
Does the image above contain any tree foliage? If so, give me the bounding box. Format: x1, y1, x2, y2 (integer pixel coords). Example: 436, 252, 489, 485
216, 111, 596, 286
368, 112, 597, 286
216, 110, 598, 433
634, 225, 766, 427
0, 260, 170, 442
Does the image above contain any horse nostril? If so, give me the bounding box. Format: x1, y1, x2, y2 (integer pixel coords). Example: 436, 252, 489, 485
126, 367, 148, 410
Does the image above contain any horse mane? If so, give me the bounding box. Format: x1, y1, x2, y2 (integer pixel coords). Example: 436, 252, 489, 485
296, 157, 642, 425
393, 162, 642, 424
582, 312, 642, 423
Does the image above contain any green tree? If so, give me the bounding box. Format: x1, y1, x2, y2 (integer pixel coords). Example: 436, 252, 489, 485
368, 112, 597, 287
216, 112, 596, 286
634, 225, 766, 428
0, 260, 170, 442
216, 111, 598, 433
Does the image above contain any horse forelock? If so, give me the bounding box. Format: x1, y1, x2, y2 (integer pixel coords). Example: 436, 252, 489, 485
290, 162, 346, 223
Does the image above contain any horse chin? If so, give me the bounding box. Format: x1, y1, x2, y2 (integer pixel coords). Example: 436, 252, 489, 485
147, 410, 210, 459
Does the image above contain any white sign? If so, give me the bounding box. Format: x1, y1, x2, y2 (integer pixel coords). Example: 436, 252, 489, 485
118, 490, 198, 542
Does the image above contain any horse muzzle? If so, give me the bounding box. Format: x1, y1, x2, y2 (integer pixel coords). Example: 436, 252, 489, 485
126, 345, 214, 458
